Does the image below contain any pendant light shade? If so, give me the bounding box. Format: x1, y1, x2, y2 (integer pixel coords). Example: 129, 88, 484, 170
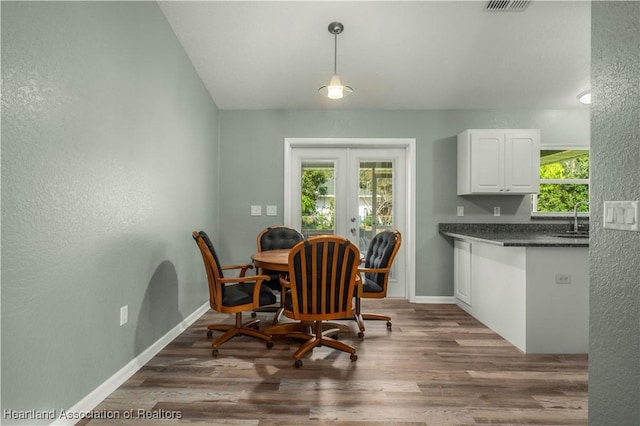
325, 75, 352, 99
577, 90, 591, 105
318, 22, 352, 99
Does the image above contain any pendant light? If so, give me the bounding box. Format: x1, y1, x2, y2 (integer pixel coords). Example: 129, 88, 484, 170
577, 90, 591, 105
318, 22, 352, 100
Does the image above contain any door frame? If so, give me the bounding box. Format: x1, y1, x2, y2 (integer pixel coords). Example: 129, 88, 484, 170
284, 138, 417, 301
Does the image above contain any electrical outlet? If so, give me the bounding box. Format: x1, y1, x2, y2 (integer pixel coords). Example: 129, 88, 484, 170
494, 207, 501, 217
266, 205, 277, 216
250, 205, 262, 216
120, 305, 128, 326
457, 206, 464, 217
556, 274, 572, 285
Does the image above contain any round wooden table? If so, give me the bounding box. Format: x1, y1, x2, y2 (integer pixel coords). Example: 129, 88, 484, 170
250, 249, 290, 272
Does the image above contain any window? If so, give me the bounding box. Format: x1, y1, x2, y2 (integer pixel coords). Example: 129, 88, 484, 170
531, 148, 589, 215
301, 161, 335, 236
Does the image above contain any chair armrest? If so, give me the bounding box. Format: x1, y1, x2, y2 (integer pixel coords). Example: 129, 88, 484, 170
358, 266, 391, 274
221, 263, 254, 277
279, 275, 292, 289
218, 274, 271, 285
221, 263, 254, 270
278, 276, 293, 314
355, 274, 363, 295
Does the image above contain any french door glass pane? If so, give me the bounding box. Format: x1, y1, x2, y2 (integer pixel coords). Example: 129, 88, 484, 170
301, 160, 335, 238
358, 161, 393, 253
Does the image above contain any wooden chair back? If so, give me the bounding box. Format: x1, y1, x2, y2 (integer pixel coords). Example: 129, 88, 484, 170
284, 235, 360, 321
192, 231, 225, 311
257, 225, 304, 252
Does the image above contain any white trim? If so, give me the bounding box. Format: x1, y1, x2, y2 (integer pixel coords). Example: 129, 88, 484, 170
540, 145, 590, 150
50, 303, 210, 426
540, 179, 590, 185
285, 138, 415, 149
531, 212, 590, 219
411, 296, 456, 304
284, 137, 417, 303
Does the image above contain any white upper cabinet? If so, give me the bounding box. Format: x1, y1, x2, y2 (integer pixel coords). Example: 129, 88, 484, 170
457, 129, 540, 195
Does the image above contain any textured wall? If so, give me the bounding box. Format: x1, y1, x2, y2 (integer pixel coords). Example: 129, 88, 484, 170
1, 1, 218, 421
590, 2, 640, 424
218, 109, 589, 298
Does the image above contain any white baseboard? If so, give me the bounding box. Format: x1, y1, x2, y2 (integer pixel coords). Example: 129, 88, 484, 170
411, 296, 455, 304
51, 302, 210, 426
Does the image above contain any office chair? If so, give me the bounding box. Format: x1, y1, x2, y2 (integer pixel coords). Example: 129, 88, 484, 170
192, 230, 275, 357
355, 229, 402, 338
281, 235, 360, 368
252, 225, 304, 324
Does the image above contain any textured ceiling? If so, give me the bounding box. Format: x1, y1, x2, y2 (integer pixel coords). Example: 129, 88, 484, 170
158, 1, 591, 110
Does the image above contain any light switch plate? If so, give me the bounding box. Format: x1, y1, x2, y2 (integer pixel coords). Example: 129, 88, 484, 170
457, 206, 464, 217
266, 205, 277, 216
250, 205, 262, 216
604, 201, 638, 231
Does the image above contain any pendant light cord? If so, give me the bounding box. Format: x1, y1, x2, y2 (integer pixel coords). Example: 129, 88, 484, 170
333, 33, 338, 75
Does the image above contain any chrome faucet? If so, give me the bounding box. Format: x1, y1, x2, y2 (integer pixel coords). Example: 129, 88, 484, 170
573, 201, 589, 233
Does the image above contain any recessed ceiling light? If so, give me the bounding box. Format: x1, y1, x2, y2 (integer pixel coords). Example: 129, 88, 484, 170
577, 90, 591, 105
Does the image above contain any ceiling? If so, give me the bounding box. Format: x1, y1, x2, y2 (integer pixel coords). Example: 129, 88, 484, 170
158, 1, 591, 111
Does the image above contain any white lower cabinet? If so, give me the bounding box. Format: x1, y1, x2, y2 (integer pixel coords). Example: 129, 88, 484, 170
454, 240, 472, 305
453, 239, 589, 354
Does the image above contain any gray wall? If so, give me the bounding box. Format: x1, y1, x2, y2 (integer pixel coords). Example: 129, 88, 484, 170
9, 0, 634, 423
1, 1, 218, 421
590, 2, 640, 424
218, 109, 590, 298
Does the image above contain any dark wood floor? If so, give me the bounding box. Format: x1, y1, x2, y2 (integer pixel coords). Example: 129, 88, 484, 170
81, 300, 588, 425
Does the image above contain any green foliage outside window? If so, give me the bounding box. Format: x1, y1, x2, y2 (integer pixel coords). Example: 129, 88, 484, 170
301, 168, 334, 230
536, 153, 589, 213
359, 166, 393, 231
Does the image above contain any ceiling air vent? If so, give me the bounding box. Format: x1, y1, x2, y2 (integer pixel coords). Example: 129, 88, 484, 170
484, 0, 530, 12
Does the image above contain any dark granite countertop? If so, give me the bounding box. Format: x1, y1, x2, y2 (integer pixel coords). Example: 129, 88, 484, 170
439, 223, 589, 247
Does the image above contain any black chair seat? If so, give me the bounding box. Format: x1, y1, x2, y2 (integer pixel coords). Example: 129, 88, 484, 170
362, 277, 384, 294
223, 282, 276, 307
261, 271, 283, 291
282, 289, 294, 311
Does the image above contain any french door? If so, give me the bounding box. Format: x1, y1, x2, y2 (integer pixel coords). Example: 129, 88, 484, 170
284, 138, 414, 299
